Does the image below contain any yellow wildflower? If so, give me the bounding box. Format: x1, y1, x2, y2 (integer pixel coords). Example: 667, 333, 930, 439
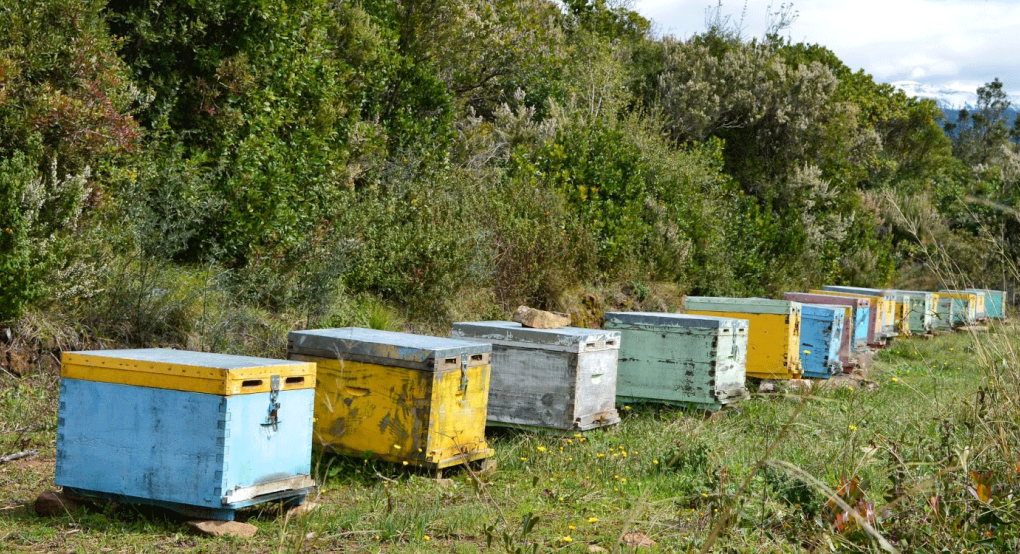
537, 446, 547, 452
848, 425, 857, 431
560, 536, 573, 543
588, 517, 599, 523
423, 535, 431, 541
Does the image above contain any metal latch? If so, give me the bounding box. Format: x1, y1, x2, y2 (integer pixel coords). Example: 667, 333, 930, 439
458, 357, 469, 393
262, 375, 282, 431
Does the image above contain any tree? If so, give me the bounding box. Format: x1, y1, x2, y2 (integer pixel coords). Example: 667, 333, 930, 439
946, 78, 1012, 166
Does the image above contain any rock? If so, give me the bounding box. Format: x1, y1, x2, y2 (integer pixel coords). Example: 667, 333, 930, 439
853, 350, 875, 373
512, 306, 571, 329
588, 545, 609, 552
621, 532, 656, 548
435, 478, 455, 487
758, 379, 778, 394
34, 490, 82, 516
186, 520, 258, 538
286, 501, 319, 517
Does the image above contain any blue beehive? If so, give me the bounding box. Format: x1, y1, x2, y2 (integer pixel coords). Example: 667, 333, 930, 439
56, 349, 317, 520
799, 305, 844, 379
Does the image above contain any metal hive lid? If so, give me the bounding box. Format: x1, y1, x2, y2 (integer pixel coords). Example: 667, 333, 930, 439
604, 311, 746, 329
288, 328, 491, 362
684, 297, 800, 315
451, 321, 620, 346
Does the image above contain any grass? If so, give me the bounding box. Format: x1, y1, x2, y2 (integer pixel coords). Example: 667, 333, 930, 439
1, 327, 1017, 553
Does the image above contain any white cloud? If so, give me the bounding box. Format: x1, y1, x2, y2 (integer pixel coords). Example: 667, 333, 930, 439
633, 0, 1020, 95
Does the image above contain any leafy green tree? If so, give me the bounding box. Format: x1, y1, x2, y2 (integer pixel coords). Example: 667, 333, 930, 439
945, 78, 1013, 166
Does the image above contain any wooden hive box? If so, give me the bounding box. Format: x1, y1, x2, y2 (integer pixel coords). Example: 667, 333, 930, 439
683, 297, 802, 379
818, 287, 899, 340
937, 291, 979, 325
450, 321, 620, 432
967, 289, 1006, 320
934, 293, 958, 330
891, 290, 936, 334
798, 305, 845, 379
784, 293, 869, 352
603, 312, 749, 410
57, 349, 317, 521
785, 294, 861, 372
942, 289, 986, 321
287, 328, 492, 471
808, 290, 886, 346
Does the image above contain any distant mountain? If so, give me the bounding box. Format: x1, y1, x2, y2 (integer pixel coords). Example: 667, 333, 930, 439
893, 80, 1018, 127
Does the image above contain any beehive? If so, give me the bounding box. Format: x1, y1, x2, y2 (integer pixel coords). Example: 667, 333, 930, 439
603, 312, 749, 410
942, 289, 986, 321
818, 287, 899, 340
890, 290, 936, 335
784, 294, 862, 372
934, 294, 957, 330
56, 349, 317, 520
287, 328, 492, 470
783, 293, 869, 352
798, 305, 845, 379
937, 291, 979, 326
451, 322, 620, 432
967, 289, 1006, 320
809, 290, 888, 346
683, 297, 802, 379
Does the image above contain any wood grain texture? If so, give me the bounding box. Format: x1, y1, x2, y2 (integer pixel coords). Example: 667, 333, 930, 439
56, 378, 314, 520
799, 305, 844, 379
288, 354, 491, 470
605, 314, 748, 408
683, 307, 802, 380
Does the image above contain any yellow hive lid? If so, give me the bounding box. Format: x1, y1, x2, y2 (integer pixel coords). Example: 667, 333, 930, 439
61, 348, 315, 396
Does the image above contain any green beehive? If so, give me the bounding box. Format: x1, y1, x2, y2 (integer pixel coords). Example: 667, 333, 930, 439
604, 312, 749, 410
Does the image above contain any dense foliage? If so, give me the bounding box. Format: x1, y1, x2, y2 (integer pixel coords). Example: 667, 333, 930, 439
0, 0, 1016, 330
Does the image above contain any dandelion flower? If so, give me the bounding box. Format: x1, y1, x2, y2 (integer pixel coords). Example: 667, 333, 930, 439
574, 433, 583, 438
848, 386, 855, 392
424, 535, 431, 541
653, 459, 659, 465
402, 461, 409, 466
621, 478, 627, 483
848, 425, 857, 431
588, 517, 599, 523
568, 525, 576, 531
560, 536, 573, 543
891, 377, 899, 382
537, 446, 547, 452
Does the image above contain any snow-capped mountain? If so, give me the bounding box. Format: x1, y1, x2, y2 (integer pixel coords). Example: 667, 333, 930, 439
893, 80, 1017, 126
892, 81, 977, 111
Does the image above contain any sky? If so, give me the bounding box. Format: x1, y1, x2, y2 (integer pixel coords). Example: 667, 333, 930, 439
631, 0, 1020, 96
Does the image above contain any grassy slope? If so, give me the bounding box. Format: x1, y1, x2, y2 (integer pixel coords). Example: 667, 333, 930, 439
0, 328, 1010, 553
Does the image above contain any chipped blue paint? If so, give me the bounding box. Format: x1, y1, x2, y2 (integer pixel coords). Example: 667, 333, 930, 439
799, 305, 844, 379
56, 379, 314, 520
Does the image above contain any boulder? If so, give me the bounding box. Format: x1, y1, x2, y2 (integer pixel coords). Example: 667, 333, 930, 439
512, 306, 570, 329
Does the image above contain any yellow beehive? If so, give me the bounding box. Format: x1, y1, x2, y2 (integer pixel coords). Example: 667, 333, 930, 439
287, 328, 492, 471
684, 297, 802, 379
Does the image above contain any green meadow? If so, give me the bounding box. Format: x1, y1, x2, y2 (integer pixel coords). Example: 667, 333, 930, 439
3, 326, 1017, 553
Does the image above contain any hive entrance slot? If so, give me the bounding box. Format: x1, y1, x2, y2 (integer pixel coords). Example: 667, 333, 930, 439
241, 379, 263, 388
470, 354, 483, 362
285, 376, 304, 385
444, 357, 458, 365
